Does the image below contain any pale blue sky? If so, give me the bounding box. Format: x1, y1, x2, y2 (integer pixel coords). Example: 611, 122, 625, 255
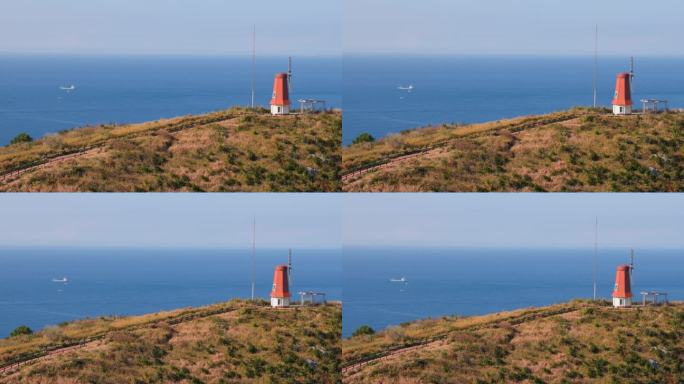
345, 0, 684, 56
344, 194, 684, 249
0, 194, 341, 249
0, 0, 340, 56
0, 194, 681, 249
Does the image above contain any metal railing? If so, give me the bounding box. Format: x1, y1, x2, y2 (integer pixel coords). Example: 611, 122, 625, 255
0, 305, 240, 374
342, 304, 583, 372
342, 113, 581, 179
0, 112, 239, 182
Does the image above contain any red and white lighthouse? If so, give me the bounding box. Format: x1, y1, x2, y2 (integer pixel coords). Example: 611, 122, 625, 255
612, 265, 633, 307
270, 73, 290, 115
612, 73, 633, 115
270, 265, 291, 307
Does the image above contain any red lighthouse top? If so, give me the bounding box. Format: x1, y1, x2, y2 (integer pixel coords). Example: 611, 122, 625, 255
612, 73, 633, 106
270, 73, 290, 107
270, 265, 291, 299
612, 265, 632, 299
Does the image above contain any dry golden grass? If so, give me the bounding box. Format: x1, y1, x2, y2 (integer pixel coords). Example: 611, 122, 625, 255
0, 108, 341, 192
343, 109, 684, 192
1, 299, 341, 384
343, 110, 585, 172
0, 302, 238, 366
343, 300, 684, 384
343, 302, 583, 365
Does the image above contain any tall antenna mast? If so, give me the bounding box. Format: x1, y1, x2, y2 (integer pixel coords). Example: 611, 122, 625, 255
630, 248, 635, 288
288, 56, 292, 94
592, 24, 598, 108
251, 216, 256, 301
629, 56, 635, 94
251, 25, 256, 109
288, 249, 292, 287
593, 217, 598, 301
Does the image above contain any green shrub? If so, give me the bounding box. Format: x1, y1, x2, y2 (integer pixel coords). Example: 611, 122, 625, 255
10, 133, 33, 145
352, 133, 375, 145
671, 311, 684, 328
9, 325, 33, 337
352, 325, 375, 337
587, 358, 609, 378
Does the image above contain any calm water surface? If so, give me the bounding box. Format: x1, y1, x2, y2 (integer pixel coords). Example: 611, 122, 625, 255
0, 247, 341, 337
343, 55, 684, 145
0, 55, 341, 145
343, 247, 684, 337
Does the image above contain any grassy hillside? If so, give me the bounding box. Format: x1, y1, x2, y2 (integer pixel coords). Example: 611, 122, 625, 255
0, 299, 341, 383
343, 300, 684, 384
343, 108, 684, 192
0, 107, 341, 192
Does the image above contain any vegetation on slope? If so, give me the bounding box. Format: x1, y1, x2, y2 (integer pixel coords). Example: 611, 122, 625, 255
343, 108, 684, 192
1, 299, 341, 384
0, 107, 341, 192
343, 300, 684, 384
9, 133, 33, 145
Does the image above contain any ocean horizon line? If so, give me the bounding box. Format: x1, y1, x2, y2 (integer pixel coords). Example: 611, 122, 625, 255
343, 52, 684, 59
0, 245, 342, 252
0, 51, 343, 59
343, 245, 684, 252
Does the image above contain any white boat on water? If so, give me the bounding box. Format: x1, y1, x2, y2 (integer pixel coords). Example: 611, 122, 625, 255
52, 277, 68, 283
59, 85, 76, 91
389, 277, 407, 283
397, 85, 414, 92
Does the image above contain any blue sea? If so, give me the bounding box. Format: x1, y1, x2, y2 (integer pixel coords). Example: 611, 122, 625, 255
0, 55, 341, 145
343, 55, 684, 145
0, 247, 341, 338
343, 247, 684, 337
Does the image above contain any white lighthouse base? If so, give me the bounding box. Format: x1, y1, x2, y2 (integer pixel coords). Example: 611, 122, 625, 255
613, 297, 632, 308
612, 105, 632, 115
271, 105, 290, 115
271, 297, 290, 308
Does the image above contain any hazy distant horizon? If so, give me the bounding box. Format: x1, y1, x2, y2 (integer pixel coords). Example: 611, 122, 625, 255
343, 245, 684, 251
3, 52, 682, 60
344, 0, 684, 57
0, 194, 342, 249
0, 0, 340, 56
1, 244, 680, 252
0, 52, 342, 58
344, 194, 684, 249
343, 52, 684, 59
2, 52, 682, 58
0, 244, 341, 251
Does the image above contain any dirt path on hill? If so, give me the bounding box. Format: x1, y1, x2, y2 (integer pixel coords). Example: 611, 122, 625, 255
0, 341, 105, 376
0, 147, 104, 184
0, 115, 240, 185
0, 306, 240, 377
342, 306, 581, 378
341, 116, 581, 184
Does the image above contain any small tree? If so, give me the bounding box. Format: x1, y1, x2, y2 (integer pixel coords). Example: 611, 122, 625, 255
10, 325, 33, 337
10, 133, 33, 145
352, 325, 375, 337
352, 133, 375, 145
